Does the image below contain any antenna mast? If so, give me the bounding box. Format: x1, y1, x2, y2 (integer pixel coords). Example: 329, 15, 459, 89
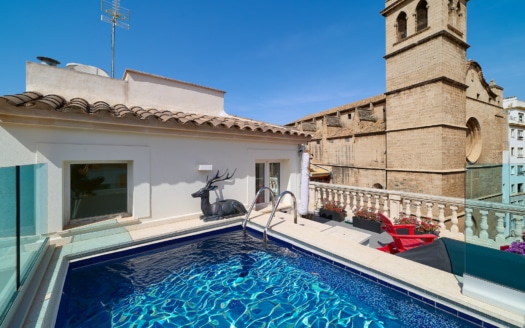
101, 0, 130, 78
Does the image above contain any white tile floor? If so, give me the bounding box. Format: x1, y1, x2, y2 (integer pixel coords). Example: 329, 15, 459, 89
19, 211, 524, 327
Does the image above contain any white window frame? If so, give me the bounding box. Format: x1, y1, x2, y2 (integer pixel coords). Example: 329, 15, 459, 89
64, 160, 132, 224
255, 161, 282, 208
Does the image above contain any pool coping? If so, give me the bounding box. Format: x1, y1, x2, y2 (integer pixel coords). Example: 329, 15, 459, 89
20, 212, 525, 327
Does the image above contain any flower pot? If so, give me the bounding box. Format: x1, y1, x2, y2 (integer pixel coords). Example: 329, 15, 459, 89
352, 216, 383, 233
396, 228, 440, 236
319, 208, 346, 222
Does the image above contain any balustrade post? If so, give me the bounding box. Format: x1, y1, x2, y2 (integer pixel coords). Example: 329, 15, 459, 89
343, 190, 351, 214
388, 194, 401, 219
450, 205, 459, 233
381, 195, 389, 216
513, 215, 524, 239
366, 194, 372, 210
465, 208, 474, 237
358, 193, 364, 209
495, 212, 506, 243
414, 201, 422, 220
438, 204, 445, 230
351, 191, 358, 211
373, 195, 380, 212
479, 210, 489, 240
338, 190, 345, 216
328, 188, 334, 204
321, 187, 327, 209
404, 200, 411, 217
425, 202, 434, 220
309, 184, 316, 211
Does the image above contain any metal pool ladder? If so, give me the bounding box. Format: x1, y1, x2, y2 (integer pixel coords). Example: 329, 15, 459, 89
263, 191, 297, 242
242, 187, 276, 231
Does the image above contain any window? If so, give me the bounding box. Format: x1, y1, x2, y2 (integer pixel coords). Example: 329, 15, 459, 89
519, 183, 524, 193
519, 148, 524, 158
519, 130, 524, 140
511, 129, 516, 138
512, 184, 516, 193
396, 12, 408, 40
518, 166, 524, 176
519, 113, 524, 123
255, 162, 281, 204
70, 163, 128, 220
511, 147, 515, 157
511, 166, 516, 175
416, 1, 428, 32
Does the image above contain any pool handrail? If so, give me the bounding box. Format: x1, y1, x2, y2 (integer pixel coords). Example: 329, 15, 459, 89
263, 190, 297, 242
242, 186, 276, 231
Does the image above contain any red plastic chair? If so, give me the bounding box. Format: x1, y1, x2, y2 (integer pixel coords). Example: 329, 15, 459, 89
376, 212, 438, 254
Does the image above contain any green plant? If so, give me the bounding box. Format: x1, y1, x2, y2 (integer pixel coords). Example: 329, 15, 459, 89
352, 208, 382, 222
395, 214, 440, 234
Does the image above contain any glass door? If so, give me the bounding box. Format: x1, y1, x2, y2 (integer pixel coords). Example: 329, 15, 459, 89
255, 162, 280, 204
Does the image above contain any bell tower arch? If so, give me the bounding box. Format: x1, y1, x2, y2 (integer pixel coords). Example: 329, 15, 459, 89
381, 0, 469, 197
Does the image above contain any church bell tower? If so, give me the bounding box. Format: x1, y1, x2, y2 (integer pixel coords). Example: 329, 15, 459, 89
381, 0, 469, 197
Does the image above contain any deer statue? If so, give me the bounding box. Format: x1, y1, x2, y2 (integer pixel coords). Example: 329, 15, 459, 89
191, 169, 247, 220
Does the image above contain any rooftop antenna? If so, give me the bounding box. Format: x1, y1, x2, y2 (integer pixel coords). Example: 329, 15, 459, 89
100, 0, 130, 78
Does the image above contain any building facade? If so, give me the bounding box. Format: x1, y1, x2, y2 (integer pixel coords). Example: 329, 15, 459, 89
0, 62, 310, 234
288, 0, 506, 201
503, 96, 525, 205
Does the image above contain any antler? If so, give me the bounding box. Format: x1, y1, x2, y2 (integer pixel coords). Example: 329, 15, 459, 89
205, 169, 237, 188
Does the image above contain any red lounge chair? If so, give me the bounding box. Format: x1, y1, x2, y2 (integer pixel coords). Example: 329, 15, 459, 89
377, 212, 438, 254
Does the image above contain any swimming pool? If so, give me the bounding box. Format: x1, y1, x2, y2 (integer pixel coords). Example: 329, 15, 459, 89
55, 227, 494, 327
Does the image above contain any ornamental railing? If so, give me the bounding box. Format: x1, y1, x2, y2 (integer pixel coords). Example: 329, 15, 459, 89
309, 182, 525, 249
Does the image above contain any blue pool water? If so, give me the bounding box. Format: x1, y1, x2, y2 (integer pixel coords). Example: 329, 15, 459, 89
56, 228, 488, 327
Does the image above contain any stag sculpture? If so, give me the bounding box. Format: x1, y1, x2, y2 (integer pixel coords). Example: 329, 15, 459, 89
191, 169, 247, 220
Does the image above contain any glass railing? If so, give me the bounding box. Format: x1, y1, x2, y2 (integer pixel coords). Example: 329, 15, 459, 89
463, 161, 525, 314
0, 164, 48, 324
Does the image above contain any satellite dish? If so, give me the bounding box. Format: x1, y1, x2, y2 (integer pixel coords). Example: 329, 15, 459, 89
37, 56, 60, 66
66, 63, 110, 77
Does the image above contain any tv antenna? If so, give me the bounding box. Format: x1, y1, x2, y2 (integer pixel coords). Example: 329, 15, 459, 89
101, 0, 130, 78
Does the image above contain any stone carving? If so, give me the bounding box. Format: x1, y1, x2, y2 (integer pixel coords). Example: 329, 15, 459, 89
191, 169, 247, 220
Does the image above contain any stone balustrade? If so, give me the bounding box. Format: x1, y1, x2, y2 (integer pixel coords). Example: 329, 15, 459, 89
310, 182, 525, 249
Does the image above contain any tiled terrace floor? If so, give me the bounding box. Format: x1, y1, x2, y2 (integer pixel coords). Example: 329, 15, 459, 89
18, 210, 524, 328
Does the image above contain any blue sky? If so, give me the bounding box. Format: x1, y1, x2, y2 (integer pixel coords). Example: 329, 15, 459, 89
2, 1, 524, 125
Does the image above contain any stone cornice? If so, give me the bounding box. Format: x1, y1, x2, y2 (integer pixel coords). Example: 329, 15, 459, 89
384, 30, 469, 60
385, 76, 468, 96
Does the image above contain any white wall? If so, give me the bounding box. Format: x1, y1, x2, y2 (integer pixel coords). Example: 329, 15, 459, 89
26, 62, 225, 116
0, 124, 301, 233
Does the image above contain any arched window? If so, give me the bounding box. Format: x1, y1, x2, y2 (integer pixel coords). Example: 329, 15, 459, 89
396, 12, 407, 40
416, 0, 428, 32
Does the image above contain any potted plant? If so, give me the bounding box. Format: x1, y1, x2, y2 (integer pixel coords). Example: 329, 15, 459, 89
394, 214, 441, 236
352, 208, 383, 233
500, 232, 525, 254
319, 200, 346, 222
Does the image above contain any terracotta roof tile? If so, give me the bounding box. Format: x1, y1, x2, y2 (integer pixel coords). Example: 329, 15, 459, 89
0, 91, 311, 138
0, 91, 42, 106
287, 93, 386, 124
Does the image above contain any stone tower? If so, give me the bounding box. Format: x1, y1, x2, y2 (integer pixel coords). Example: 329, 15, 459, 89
382, 0, 468, 198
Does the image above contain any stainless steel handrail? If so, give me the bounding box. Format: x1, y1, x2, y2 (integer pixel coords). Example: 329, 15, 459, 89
263, 190, 297, 242
242, 187, 276, 231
